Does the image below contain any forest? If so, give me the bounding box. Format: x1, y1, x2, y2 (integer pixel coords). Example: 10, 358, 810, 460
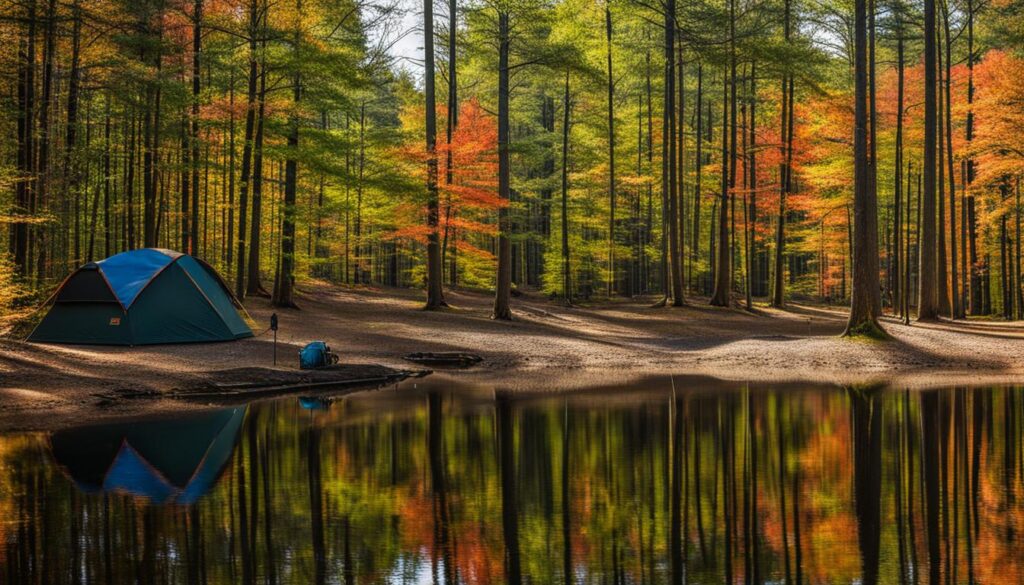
1, 0, 1024, 333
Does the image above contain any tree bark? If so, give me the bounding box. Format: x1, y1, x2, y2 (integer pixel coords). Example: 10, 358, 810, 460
227, 70, 236, 272
966, 0, 980, 315
746, 62, 757, 309
664, 0, 683, 307
235, 0, 260, 298
561, 70, 572, 304
425, 0, 446, 308
1001, 184, 1010, 318
492, 10, 512, 320
943, 4, 960, 317
677, 46, 686, 293
35, 0, 57, 280
190, 0, 203, 256
273, 0, 301, 309
771, 0, 792, 307
711, 72, 730, 306
918, 0, 939, 320
126, 112, 137, 250
355, 104, 366, 284
12, 0, 36, 275
247, 46, 268, 297
692, 64, 703, 293
606, 3, 616, 298
103, 98, 112, 258
444, 0, 458, 285
894, 29, 904, 316
936, 28, 950, 316
142, 10, 163, 251
65, 0, 83, 266
181, 115, 191, 253
845, 0, 884, 336
1016, 179, 1023, 319
723, 0, 738, 306
867, 0, 880, 319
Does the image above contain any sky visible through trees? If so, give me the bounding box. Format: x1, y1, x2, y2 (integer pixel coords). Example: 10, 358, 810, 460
1, 0, 1024, 328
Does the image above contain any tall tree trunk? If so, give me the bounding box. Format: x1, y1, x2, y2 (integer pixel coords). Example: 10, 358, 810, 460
771, 0, 792, 307
425, 0, 446, 308
918, 0, 939, 320
936, 28, 950, 316
867, 0, 881, 319
142, 10, 163, 251
103, 98, 112, 258
966, 0, 980, 315
678, 47, 687, 295
64, 0, 83, 266
665, 0, 683, 307
181, 115, 191, 253
725, 0, 739, 304
86, 106, 101, 264
968, 197, 979, 314
273, 0, 301, 308
747, 62, 757, 309
692, 64, 703, 293
845, 0, 884, 336
904, 161, 912, 323
561, 70, 572, 304
351, 107, 366, 283
35, 0, 57, 280
1016, 179, 1023, 319
127, 112, 137, 250
894, 29, 904, 316
190, 0, 203, 256
492, 11, 512, 320
444, 0, 458, 285
227, 70, 236, 272
711, 71, 730, 306
12, 0, 37, 275
235, 0, 260, 298
1001, 184, 1010, 318
247, 48, 268, 297
606, 3, 616, 298
943, 4, 959, 317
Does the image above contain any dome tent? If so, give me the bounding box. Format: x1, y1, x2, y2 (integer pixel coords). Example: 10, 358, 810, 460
29, 248, 253, 345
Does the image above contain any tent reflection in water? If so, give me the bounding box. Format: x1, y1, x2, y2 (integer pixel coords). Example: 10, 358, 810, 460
48, 408, 246, 505
28, 248, 253, 345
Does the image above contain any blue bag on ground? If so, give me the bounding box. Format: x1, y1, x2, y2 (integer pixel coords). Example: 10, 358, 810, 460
298, 341, 339, 369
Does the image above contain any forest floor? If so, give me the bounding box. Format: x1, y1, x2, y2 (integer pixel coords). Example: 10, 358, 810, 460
3, 281, 1024, 430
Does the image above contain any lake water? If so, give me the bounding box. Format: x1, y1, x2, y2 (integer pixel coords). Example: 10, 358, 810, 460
1, 376, 1022, 584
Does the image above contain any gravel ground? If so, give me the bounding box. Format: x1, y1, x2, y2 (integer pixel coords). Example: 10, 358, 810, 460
3, 282, 1024, 430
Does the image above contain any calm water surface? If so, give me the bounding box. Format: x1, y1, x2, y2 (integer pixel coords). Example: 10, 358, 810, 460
1, 377, 1023, 584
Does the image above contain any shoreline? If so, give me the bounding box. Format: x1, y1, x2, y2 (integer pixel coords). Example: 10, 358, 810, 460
3, 283, 1024, 432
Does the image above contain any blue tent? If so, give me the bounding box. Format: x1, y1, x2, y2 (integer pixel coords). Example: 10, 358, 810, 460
29, 248, 252, 345
48, 408, 246, 505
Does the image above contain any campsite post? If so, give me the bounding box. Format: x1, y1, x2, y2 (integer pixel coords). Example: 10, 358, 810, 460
270, 313, 278, 365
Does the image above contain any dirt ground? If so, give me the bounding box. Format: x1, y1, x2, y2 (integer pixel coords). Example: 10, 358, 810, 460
3, 282, 1024, 431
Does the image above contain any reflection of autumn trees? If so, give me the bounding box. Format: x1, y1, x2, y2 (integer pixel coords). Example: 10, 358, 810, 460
3, 385, 1024, 583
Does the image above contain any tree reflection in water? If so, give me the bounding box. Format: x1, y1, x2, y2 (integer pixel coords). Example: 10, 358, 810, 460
2, 378, 1024, 584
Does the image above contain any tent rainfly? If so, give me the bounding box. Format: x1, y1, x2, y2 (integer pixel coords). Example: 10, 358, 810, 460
29, 248, 253, 345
